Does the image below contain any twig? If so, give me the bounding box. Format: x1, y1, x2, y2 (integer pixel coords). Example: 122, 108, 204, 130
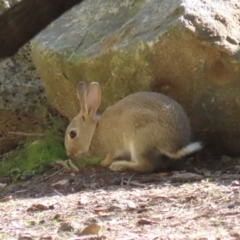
126, 173, 136, 185
120, 173, 136, 186
43, 168, 63, 181
120, 177, 124, 186
8, 131, 44, 137
123, 180, 146, 187
53, 189, 64, 196
7, 131, 63, 141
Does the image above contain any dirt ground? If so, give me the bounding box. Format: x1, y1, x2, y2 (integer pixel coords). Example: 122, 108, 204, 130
0, 155, 240, 240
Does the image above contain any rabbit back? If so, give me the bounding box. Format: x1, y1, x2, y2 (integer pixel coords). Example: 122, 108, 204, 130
94, 91, 192, 158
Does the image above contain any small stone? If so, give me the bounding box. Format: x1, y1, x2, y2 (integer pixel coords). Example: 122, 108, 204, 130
107, 204, 123, 211
231, 180, 240, 186
202, 169, 211, 177
214, 171, 222, 176
58, 222, 74, 232
221, 155, 232, 163
79, 196, 88, 205
234, 165, 240, 170
0, 183, 7, 189
171, 172, 202, 182
127, 200, 137, 210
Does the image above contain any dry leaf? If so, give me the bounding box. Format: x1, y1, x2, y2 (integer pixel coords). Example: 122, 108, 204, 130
75, 235, 106, 240
0, 195, 12, 202
18, 234, 34, 240
80, 223, 101, 235
94, 207, 107, 213
39, 235, 53, 240
137, 218, 158, 225
230, 231, 240, 238
53, 214, 63, 221
28, 200, 57, 211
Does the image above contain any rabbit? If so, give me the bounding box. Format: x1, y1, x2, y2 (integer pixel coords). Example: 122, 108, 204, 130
64, 81, 202, 173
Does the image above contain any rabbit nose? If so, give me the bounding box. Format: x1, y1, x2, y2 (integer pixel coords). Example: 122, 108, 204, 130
67, 149, 83, 160
66, 151, 74, 159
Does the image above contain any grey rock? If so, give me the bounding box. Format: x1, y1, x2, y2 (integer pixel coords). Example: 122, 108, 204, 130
0, 44, 47, 113
0, 1, 49, 153
0, 43, 48, 153
31, 0, 240, 155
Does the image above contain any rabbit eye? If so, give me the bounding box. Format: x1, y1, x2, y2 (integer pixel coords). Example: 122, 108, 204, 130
69, 130, 77, 139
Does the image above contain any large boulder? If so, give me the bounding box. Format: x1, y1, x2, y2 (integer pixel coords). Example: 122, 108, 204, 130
31, 0, 240, 155
0, 0, 48, 154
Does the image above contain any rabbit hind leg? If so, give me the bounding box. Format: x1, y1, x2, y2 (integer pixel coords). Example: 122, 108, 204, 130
109, 142, 154, 173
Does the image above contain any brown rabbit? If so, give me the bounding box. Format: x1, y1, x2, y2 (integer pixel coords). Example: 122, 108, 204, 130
64, 81, 202, 173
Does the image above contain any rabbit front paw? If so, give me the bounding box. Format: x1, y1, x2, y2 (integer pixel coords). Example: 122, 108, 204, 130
109, 161, 129, 172
100, 156, 114, 168
100, 160, 111, 168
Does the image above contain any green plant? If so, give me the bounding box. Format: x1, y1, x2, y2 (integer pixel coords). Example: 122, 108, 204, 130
0, 114, 67, 180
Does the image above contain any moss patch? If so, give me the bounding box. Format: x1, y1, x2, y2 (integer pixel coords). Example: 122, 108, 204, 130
0, 138, 67, 181
0, 114, 68, 181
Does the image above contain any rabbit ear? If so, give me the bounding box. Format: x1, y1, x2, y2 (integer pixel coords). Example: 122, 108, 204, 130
77, 81, 88, 114
85, 82, 102, 116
